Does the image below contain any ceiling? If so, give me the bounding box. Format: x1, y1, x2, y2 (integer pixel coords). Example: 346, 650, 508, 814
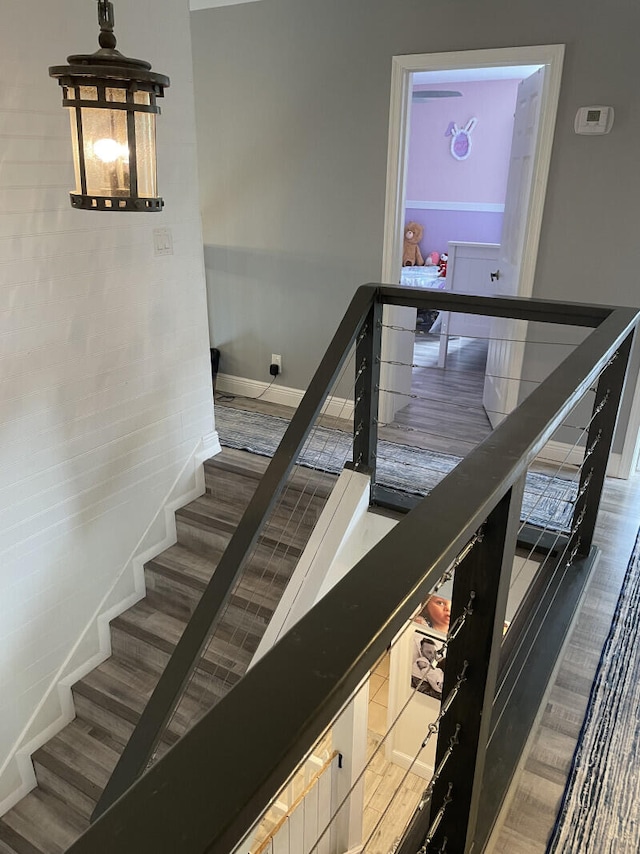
413, 65, 543, 86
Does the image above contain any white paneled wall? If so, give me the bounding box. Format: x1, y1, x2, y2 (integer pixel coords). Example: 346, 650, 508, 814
0, 0, 214, 807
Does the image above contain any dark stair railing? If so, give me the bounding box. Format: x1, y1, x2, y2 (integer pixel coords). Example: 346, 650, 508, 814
69, 285, 637, 854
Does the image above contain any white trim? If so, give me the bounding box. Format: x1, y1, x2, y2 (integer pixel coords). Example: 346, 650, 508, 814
0, 436, 212, 815
536, 439, 623, 479
199, 429, 222, 462
378, 54, 416, 425
379, 45, 565, 424
216, 373, 355, 420
190, 0, 262, 10
516, 49, 565, 300
617, 362, 640, 479
251, 468, 372, 667
406, 199, 505, 213
389, 748, 434, 782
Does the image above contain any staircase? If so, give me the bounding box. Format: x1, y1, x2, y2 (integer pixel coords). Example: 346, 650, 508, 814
0, 448, 335, 853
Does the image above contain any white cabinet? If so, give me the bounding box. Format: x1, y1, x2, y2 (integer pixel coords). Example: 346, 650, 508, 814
438, 241, 499, 367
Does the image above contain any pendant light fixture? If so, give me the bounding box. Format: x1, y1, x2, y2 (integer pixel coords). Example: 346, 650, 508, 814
49, 0, 170, 211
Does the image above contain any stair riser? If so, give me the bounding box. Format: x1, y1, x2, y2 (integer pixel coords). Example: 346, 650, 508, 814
143, 567, 272, 646
203, 468, 260, 508
204, 461, 334, 503
174, 513, 307, 581
175, 518, 233, 558
72, 691, 136, 749
72, 685, 216, 756
33, 761, 95, 821
190, 496, 325, 544
144, 569, 201, 622
176, 496, 324, 557
214, 604, 270, 654
109, 625, 240, 693
110, 624, 172, 676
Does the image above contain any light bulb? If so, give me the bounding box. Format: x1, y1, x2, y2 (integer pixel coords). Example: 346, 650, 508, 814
93, 137, 128, 163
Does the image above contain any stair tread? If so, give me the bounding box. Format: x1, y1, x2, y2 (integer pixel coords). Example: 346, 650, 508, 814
147, 542, 224, 584
0, 820, 41, 854
204, 448, 336, 498
73, 656, 159, 718
154, 539, 294, 584
34, 720, 121, 795
187, 490, 328, 523
0, 789, 87, 853
73, 656, 224, 739
112, 600, 253, 675
147, 545, 290, 607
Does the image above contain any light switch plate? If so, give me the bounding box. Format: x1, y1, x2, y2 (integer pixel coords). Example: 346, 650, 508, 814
153, 227, 173, 256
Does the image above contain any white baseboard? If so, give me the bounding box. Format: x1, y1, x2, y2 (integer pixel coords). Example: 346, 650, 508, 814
0, 434, 214, 816
216, 373, 355, 421
536, 440, 623, 479
389, 748, 434, 782
198, 429, 222, 462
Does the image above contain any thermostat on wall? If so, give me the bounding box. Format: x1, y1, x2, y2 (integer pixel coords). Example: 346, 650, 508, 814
574, 105, 614, 135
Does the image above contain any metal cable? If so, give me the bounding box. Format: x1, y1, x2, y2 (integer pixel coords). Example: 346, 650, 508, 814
170, 341, 365, 736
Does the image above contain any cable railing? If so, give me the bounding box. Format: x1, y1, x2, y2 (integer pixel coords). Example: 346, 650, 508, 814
66, 285, 638, 854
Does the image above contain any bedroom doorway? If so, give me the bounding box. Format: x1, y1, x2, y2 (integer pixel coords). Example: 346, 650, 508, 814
379, 45, 565, 428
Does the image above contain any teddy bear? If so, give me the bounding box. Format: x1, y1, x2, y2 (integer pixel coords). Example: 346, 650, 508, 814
403, 222, 424, 266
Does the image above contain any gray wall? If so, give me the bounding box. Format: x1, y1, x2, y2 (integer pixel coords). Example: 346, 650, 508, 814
191, 0, 640, 433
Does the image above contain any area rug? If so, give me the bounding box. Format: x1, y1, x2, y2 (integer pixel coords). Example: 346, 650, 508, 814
215, 406, 577, 531
546, 529, 640, 853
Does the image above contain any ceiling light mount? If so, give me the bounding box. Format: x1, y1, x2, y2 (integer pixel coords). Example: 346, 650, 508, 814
49, 0, 170, 212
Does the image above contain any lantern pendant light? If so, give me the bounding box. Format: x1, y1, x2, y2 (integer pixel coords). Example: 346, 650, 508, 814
49, 0, 170, 212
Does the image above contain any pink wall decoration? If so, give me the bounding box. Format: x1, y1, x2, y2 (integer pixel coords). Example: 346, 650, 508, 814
403, 77, 521, 259
406, 78, 521, 203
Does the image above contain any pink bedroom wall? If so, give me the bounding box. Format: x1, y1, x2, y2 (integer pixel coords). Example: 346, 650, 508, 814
406, 78, 521, 203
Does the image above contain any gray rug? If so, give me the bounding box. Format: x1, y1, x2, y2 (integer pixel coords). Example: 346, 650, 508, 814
547, 529, 640, 853
215, 406, 577, 531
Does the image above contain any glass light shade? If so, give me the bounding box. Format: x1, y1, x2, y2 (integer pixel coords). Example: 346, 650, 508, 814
49, 6, 169, 213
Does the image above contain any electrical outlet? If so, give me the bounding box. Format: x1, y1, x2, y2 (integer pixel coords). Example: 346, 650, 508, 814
271, 354, 282, 373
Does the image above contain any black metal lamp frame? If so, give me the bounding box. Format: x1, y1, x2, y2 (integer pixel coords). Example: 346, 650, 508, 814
49, 0, 170, 212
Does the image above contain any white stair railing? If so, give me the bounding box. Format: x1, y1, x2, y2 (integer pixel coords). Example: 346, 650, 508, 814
251, 751, 340, 854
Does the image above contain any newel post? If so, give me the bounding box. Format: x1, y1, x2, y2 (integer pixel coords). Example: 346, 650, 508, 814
353, 298, 383, 483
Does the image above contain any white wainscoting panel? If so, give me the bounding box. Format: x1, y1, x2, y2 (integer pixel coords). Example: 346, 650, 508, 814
0, 0, 213, 810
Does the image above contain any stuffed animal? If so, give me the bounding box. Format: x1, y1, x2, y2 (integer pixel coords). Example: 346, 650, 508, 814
403, 222, 424, 266
438, 252, 448, 278
424, 251, 440, 267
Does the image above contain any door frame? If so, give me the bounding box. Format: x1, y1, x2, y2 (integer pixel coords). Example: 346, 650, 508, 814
378, 44, 565, 424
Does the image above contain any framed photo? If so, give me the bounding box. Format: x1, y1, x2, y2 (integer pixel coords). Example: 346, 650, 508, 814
410, 629, 446, 700
413, 594, 451, 639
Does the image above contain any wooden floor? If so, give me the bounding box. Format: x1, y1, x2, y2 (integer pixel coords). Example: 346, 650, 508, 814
216, 335, 640, 853
488, 471, 640, 853
217, 333, 493, 457
389, 332, 492, 456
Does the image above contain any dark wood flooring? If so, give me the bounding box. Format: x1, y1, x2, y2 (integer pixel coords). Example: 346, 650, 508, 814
388, 332, 492, 456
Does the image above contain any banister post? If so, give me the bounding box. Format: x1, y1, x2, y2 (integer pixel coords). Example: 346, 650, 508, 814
573, 330, 634, 556
353, 298, 382, 483
397, 477, 525, 854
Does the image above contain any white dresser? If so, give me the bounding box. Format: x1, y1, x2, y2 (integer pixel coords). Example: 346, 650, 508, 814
438, 241, 499, 367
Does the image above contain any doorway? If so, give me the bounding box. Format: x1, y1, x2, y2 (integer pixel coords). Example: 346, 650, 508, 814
379, 45, 565, 429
